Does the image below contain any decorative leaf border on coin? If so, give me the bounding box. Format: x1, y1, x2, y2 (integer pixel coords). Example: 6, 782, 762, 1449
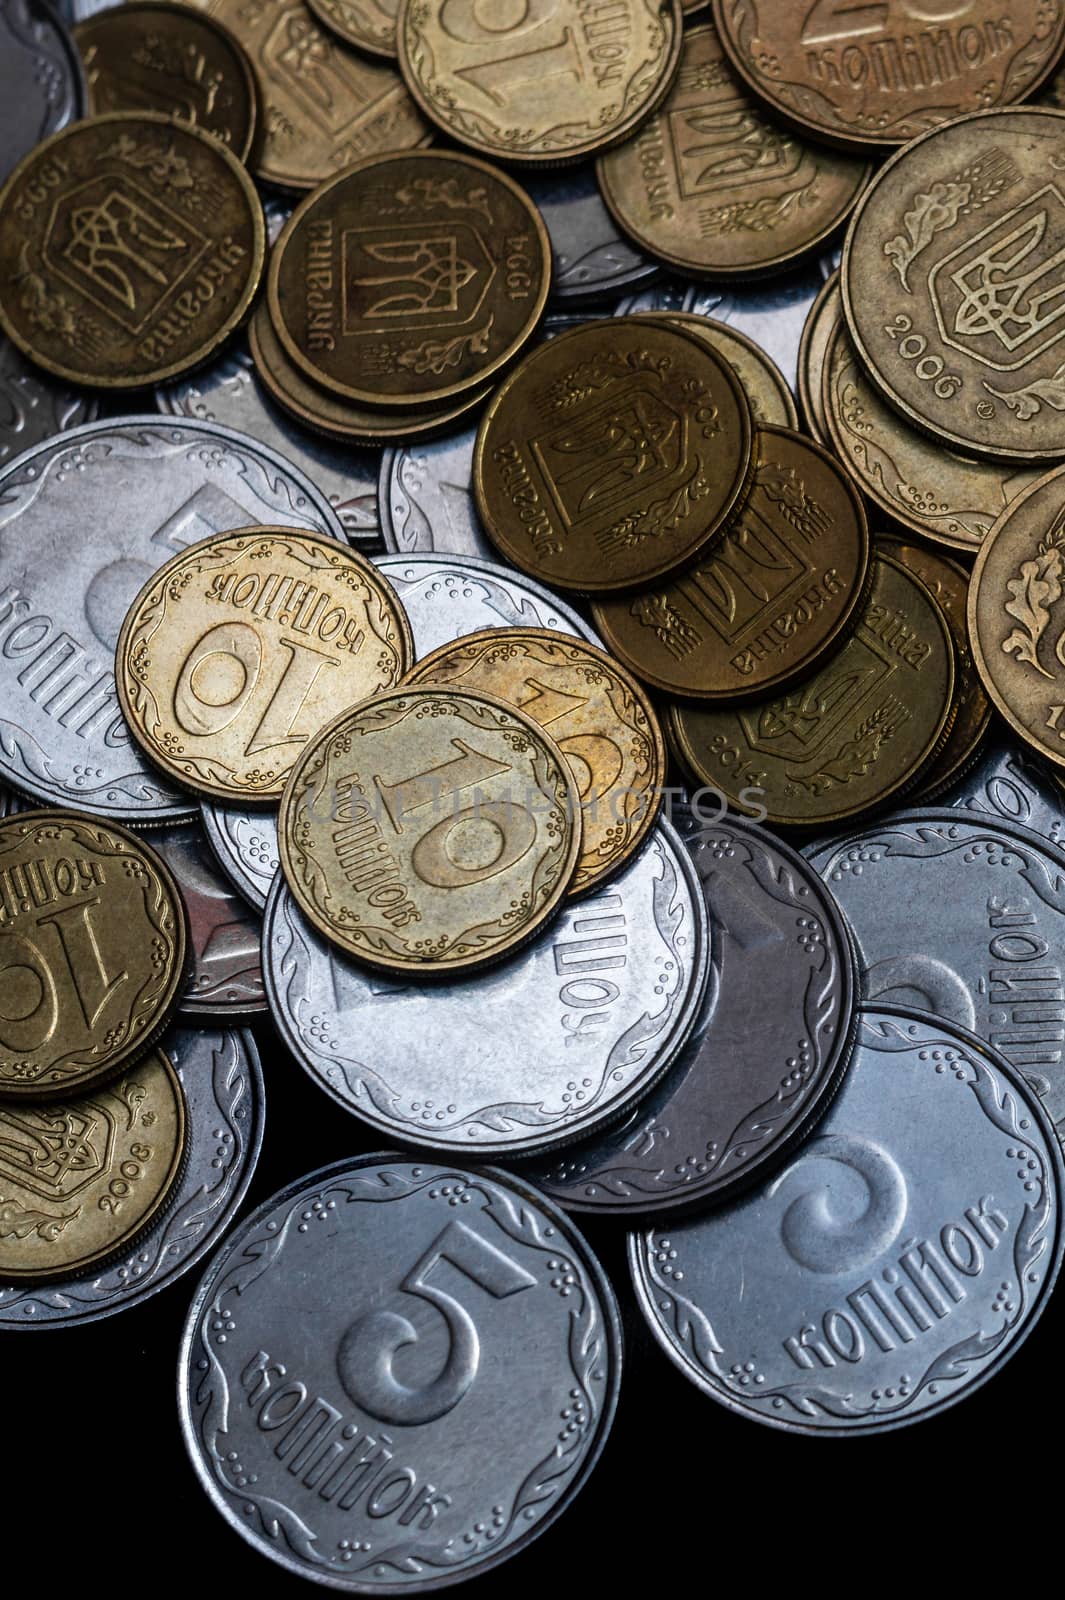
883, 149, 1021, 292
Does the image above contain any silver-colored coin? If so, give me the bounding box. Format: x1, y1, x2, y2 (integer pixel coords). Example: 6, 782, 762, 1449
0, 416, 344, 820
531, 812, 856, 1213
179, 1154, 621, 1588
523, 164, 659, 305
630, 1005, 1064, 1434
0, 0, 83, 183
0, 336, 98, 470
807, 810, 1065, 1145
0, 1026, 264, 1328
264, 194, 293, 246
943, 740, 1065, 852
263, 820, 709, 1156
202, 552, 598, 910
158, 345, 380, 546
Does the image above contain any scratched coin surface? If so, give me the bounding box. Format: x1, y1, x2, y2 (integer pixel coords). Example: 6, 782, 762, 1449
117, 528, 411, 801
523, 165, 660, 306
843, 109, 1065, 461
0, 111, 264, 389
532, 810, 856, 1214
631, 1005, 1064, 1433
943, 738, 1065, 852
0, 334, 97, 470
307, 0, 397, 57
0, 0, 84, 184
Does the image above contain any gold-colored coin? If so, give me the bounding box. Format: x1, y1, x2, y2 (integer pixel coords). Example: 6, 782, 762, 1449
473, 316, 753, 595
661, 311, 798, 428
597, 23, 870, 277
842, 108, 1065, 462
404, 628, 665, 895
0, 812, 187, 1100
269, 150, 550, 407
397, 0, 683, 166
667, 553, 955, 826
75, 3, 260, 163
797, 270, 838, 445
0, 1049, 186, 1282
0, 112, 264, 389
116, 528, 413, 802
592, 426, 870, 699
279, 686, 582, 974
307, 0, 397, 58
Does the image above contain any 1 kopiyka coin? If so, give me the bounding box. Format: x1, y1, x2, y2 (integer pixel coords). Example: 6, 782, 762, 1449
473, 316, 753, 595
667, 553, 955, 826
403, 629, 665, 897
116, 528, 412, 803
0, 111, 264, 389
0, 0, 84, 186
596, 23, 870, 278
0, 811, 187, 1101
307, 0, 397, 58
268, 150, 550, 408
842, 108, 1065, 462
397, 0, 683, 166
279, 687, 582, 975
592, 426, 870, 700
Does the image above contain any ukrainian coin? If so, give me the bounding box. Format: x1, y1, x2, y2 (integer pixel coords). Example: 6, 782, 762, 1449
307, 0, 396, 57
631, 1005, 1064, 1433
474, 317, 753, 595
118, 529, 412, 802
0, 334, 97, 470
75, 2, 259, 161
523, 164, 660, 306
405, 630, 665, 896
0, 787, 14, 818
0, 418, 345, 820
943, 738, 1065, 850
0, 1025, 262, 1324
712, 1, 1065, 151
532, 811, 856, 1212
798, 271, 839, 444
398, 0, 683, 165
592, 427, 869, 699
660, 313, 797, 429
843, 109, 1065, 462
0, 0, 84, 184
269, 151, 551, 409
0, 112, 264, 389
380, 425, 493, 559
668, 554, 955, 826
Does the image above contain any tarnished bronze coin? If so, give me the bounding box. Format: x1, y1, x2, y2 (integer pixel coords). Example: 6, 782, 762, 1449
798, 269, 838, 444
75, 2, 259, 163
269, 150, 550, 408
473, 315, 753, 594
0, 1048, 185, 1281
592, 426, 869, 699
307, 0, 397, 58
0, 111, 264, 389
0, 812, 187, 1100
597, 23, 870, 277
843, 108, 1065, 462
397, 0, 683, 166
404, 628, 665, 896
661, 311, 798, 428
278, 686, 582, 974
711, 0, 1065, 151
668, 553, 955, 825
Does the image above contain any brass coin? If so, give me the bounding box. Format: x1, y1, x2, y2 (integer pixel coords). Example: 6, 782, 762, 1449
661, 311, 798, 428
667, 553, 955, 825
473, 315, 753, 595
307, 0, 397, 58
397, 0, 683, 166
797, 269, 838, 444
278, 686, 582, 974
75, 3, 259, 164
711, 0, 1065, 152
592, 426, 870, 699
0, 1048, 186, 1282
116, 528, 412, 801
597, 23, 870, 277
842, 107, 1065, 463
0, 111, 264, 390
268, 150, 551, 407
0, 811, 187, 1100
404, 628, 665, 895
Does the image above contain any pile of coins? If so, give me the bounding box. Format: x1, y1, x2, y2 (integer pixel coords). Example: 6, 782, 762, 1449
4, 0, 1065, 1583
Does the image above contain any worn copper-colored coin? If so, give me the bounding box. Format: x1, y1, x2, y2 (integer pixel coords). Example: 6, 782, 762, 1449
269, 150, 550, 408
278, 686, 582, 974
798, 269, 838, 443
404, 628, 665, 896
597, 23, 870, 277
75, 3, 259, 163
0, 1048, 186, 1281
661, 311, 797, 427
843, 108, 1065, 462
712, 0, 1065, 152
473, 316, 753, 595
0, 111, 264, 389
307, 0, 396, 57
592, 426, 870, 699
397, 0, 683, 166
116, 527, 412, 802
0, 812, 187, 1100
668, 553, 955, 825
